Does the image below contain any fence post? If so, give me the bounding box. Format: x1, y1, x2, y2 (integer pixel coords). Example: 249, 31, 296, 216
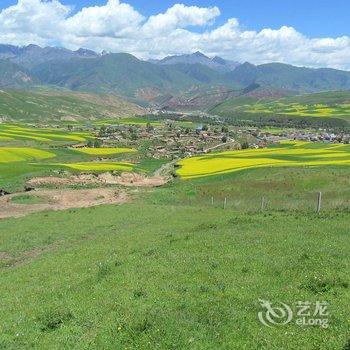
211, 196, 214, 206
223, 197, 227, 210
261, 196, 265, 211
317, 192, 322, 213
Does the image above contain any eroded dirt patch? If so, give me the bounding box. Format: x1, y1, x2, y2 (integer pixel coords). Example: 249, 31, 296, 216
27, 172, 167, 188
0, 188, 128, 219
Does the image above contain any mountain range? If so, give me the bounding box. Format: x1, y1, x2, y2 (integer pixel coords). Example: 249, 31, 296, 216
149, 51, 240, 72
1, 44, 350, 109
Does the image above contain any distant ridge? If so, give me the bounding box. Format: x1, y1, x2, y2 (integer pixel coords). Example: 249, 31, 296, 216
0, 44, 98, 69
1, 44, 350, 104
150, 51, 240, 72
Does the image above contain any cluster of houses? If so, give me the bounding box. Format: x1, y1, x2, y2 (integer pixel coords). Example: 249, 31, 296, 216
70, 117, 350, 159
95, 121, 239, 158
257, 129, 350, 144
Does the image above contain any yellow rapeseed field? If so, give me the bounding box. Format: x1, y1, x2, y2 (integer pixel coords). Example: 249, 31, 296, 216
0, 147, 55, 163
54, 161, 134, 171
72, 147, 136, 155
0, 124, 91, 142
177, 142, 350, 179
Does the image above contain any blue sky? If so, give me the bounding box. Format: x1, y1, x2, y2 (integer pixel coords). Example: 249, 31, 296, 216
1, 0, 350, 69
1, 0, 349, 37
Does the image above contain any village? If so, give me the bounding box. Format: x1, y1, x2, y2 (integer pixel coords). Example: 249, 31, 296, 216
67, 114, 350, 160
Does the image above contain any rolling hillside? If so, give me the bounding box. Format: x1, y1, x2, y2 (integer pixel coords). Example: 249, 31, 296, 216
31, 53, 235, 98
0, 89, 144, 122
229, 62, 350, 92
0, 60, 37, 87
211, 90, 350, 127
30, 55, 350, 99
2, 44, 350, 109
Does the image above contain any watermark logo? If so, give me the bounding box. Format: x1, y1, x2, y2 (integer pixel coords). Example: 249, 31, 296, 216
258, 299, 293, 327
258, 299, 329, 329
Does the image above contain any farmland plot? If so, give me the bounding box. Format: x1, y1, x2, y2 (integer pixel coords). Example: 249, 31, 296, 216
177, 142, 350, 179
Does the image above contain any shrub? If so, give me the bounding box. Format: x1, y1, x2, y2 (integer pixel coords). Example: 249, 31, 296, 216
38, 307, 74, 331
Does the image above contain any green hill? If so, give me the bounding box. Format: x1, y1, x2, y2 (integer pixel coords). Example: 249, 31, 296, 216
0, 89, 144, 122
31, 54, 233, 97
211, 90, 350, 127
228, 62, 350, 92
0, 59, 37, 87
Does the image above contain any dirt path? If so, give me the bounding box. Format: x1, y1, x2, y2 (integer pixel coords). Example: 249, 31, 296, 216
0, 188, 128, 219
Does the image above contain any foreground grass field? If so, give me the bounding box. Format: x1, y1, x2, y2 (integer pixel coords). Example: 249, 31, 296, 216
0, 184, 349, 349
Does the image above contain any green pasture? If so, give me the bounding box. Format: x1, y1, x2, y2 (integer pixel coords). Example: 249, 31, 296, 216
0, 166, 349, 349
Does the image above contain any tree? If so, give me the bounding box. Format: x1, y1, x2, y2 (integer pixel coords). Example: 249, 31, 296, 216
241, 141, 249, 149
98, 126, 107, 137
221, 125, 228, 133
93, 139, 102, 148
146, 122, 154, 132
87, 139, 93, 147
221, 135, 227, 143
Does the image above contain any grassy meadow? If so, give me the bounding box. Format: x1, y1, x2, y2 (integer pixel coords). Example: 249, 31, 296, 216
0, 120, 350, 348
0, 165, 349, 349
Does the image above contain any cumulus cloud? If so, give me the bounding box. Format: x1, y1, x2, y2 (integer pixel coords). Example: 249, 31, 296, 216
142, 4, 220, 35
65, 0, 144, 38
0, 0, 350, 70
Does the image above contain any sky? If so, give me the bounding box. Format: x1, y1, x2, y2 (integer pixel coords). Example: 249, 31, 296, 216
0, 0, 350, 69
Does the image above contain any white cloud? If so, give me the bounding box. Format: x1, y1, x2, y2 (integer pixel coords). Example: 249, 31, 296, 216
65, 0, 144, 38
142, 4, 220, 36
1, 0, 350, 70
0, 0, 70, 38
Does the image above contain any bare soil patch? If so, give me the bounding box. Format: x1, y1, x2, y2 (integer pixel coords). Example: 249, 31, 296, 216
0, 188, 128, 219
27, 172, 167, 188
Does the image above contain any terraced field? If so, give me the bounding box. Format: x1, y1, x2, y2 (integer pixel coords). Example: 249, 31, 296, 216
0, 124, 91, 143
241, 102, 350, 118
73, 147, 136, 155
0, 145, 138, 191
0, 147, 55, 163
52, 161, 134, 172
211, 91, 350, 126
177, 142, 350, 179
